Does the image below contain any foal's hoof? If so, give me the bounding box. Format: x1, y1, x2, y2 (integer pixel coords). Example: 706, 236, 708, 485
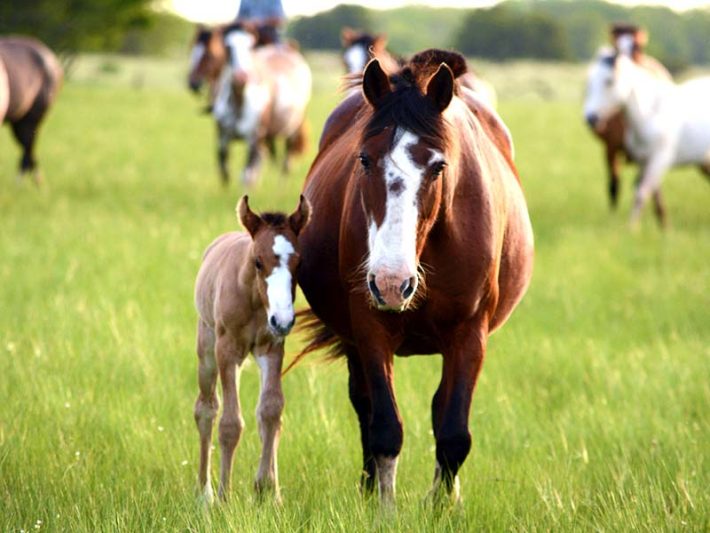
254, 480, 282, 505
197, 483, 215, 508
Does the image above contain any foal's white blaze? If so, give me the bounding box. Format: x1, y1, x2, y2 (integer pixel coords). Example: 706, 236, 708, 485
189, 43, 206, 72
367, 130, 425, 288
344, 45, 368, 74
265, 235, 295, 333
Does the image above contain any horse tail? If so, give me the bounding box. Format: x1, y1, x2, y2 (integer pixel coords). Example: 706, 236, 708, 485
282, 307, 345, 374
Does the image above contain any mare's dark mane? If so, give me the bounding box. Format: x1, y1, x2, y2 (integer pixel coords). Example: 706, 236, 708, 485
362, 50, 468, 146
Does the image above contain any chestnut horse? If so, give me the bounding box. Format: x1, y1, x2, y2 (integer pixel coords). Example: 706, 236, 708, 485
0, 37, 62, 185
293, 50, 534, 504
585, 24, 671, 216
193, 195, 310, 503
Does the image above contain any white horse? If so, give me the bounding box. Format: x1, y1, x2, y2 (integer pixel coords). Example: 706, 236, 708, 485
213, 24, 311, 187
584, 42, 710, 226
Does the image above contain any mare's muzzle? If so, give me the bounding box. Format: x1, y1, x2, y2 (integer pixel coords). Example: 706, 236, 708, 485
368, 270, 418, 311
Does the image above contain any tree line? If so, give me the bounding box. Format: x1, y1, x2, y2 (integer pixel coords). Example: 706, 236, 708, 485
288, 1, 710, 71
0, 0, 707, 72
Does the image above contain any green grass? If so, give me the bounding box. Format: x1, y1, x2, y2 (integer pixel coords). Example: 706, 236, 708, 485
1, 53, 708, 532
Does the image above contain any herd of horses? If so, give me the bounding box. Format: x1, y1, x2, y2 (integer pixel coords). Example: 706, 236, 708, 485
1, 20, 708, 508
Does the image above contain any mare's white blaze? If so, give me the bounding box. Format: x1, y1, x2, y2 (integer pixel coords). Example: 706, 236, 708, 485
344, 45, 367, 74
367, 130, 424, 279
265, 235, 295, 330
224, 30, 255, 72
189, 43, 206, 72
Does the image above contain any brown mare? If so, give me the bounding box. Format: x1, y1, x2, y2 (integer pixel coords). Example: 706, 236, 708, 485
193, 195, 310, 503
193, 23, 311, 187
293, 50, 534, 505
586, 24, 671, 217
0, 37, 62, 185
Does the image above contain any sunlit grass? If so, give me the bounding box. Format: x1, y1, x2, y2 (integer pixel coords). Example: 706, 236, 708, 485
0, 53, 708, 531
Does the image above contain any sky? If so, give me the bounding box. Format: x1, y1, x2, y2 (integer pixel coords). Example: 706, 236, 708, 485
168, 0, 710, 22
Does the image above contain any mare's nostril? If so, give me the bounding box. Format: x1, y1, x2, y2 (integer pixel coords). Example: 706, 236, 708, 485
368, 274, 385, 305
401, 276, 416, 299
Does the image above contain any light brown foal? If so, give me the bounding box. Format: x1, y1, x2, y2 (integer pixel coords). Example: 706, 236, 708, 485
193, 195, 310, 503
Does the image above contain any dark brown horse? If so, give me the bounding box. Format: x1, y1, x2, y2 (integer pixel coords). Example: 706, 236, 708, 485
0, 36, 62, 185
586, 24, 671, 215
292, 50, 534, 505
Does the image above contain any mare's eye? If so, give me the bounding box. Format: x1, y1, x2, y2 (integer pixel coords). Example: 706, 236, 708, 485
254, 258, 263, 271
358, 152, 371, 171
431, 161, 447, 179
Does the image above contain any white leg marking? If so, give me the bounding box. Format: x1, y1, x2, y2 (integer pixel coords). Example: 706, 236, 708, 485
375, 454, 398, 505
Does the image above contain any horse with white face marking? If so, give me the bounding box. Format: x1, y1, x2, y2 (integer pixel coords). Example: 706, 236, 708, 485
213, 23, 311, 187
291, 49, 533, 506
193, 195, 310, 503
584, 45, 710, 226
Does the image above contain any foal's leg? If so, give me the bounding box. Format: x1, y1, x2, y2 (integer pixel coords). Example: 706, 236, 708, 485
429, 321, 487, 504
253, 347, 285, 501
216, 329, 247, 499
194, 319, 219, 503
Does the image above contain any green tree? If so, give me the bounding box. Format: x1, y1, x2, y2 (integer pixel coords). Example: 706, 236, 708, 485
0, 0, 155, 58
287, 4, 372, 50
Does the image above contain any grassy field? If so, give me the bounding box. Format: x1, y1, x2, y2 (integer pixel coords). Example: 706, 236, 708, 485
1, 52, 708, 531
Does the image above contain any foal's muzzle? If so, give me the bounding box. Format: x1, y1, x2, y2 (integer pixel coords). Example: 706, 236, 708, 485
269, 314, 295, 337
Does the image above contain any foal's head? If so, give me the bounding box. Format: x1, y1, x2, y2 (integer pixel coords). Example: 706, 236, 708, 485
238, 195, 311, 337
188, 26, 225, 92
357, 51, 464, 311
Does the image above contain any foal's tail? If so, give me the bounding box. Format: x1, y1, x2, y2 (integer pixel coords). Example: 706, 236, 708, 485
282, 307, 345, 375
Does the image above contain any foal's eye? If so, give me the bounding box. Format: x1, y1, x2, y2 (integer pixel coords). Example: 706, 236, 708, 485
431, 161, 447, 179
358, 152, 371, 171
254, 258, 263, 271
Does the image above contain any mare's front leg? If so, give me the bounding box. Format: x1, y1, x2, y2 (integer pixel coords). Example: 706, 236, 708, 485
346, 349, 376, 495
194, 319, 219, 504
253, 343, 285, 502
429, 319, 488, 505
352, 316, 403, 506
606, 144, 621, 208
216, 328, 247, 499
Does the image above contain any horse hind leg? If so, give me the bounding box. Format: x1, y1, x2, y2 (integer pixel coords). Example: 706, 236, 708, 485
283, 121, 308, 175
216, 330, 246, 500
194, 320, 219, 504
253, 352, 285, 502
11, 115, 42, 186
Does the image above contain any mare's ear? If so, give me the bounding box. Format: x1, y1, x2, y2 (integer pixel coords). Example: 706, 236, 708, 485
426, 63, 455, 113
363, 59, 392, 108
288, 195, 311, 236
237, 195, 262, 237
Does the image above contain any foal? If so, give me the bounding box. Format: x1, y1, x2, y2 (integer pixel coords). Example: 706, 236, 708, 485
193, 195, 310, 503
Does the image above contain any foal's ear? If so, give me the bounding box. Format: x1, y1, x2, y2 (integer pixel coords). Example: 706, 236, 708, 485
288, 195, 311, 236
237, 195, 263, 237
426, 63, 455, 113
363, 59, 392, 108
